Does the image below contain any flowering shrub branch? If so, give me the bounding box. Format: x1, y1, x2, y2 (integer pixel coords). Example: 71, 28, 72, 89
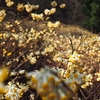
0, 0, 100, 100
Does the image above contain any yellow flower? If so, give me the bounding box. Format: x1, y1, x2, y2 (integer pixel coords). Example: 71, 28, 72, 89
0, 34, 3, 37
6, 1, 14, 7
68, 51, 80, 63
51, 1, 57, 7
7, 52, 12, 56
44, 8, 56, 15
25, 3, 33, 12
0, 83, 7, 94
49, 8, 56, 15
60, 4, 66, 9
0, 9, 6, 22
95, 72, 100, 81
29, 57, 37, 64
32, 5, 39, 10
3, 49, 7, 55
85, 74, 93, 82
17, 3, 24, 12
31, 13, 44, 21
0, 67, 9, 82
47, 21, 60, 28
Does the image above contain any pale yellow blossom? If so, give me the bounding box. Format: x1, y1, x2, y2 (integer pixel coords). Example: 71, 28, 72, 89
60, 3, 66, 8
0, 9, 6, 22
17, 3, 24, 12
51, 1, 57, 7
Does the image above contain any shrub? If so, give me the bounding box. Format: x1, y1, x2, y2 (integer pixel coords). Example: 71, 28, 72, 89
82, 0, 100, 33
0, 0, 100, 100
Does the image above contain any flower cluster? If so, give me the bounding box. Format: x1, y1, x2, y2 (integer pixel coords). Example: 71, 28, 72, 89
44, 8, 56, 16
0, 67, 9, 83
95, 71, 100, 81
5, 0, 14, 7
51, 1, 57, 7
47, 21, 60, 28
25, 3, 37, 12
31, 13, 44, 21
26, 66, 76, 100
81, 74, 93, 88
60, 4, 66, 9
5, 82, 28, 100
17, 3, 25, 12
0, 67, 28, 100
0, 9, 6, 22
